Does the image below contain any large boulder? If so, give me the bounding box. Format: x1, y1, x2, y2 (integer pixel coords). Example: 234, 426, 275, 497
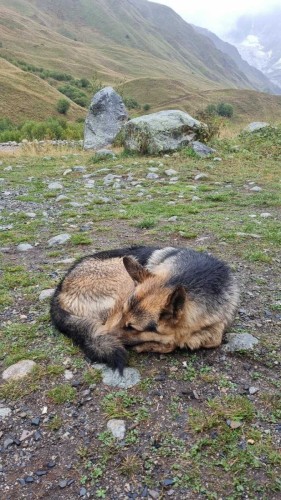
84, 87, 128, 150
243, 122, 270, 133
123, 110, 208, 154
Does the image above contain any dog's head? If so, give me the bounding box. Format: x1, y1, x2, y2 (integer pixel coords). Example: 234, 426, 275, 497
119, 256, 186, 336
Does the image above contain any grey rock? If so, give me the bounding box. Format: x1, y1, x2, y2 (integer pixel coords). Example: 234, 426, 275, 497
39, 289, 55, 301
223, 333, 259, 352
20, 430, 34, 442
63, 169, 72, 176
4, 438, 14, 449
2, 360, 37, 381
64, 370, 74, 380
59, 480, 68, 489
250, 186, 262, 192
17, 243, 33, 252
146, 172, 159, 179
25, 212, 36, 218
244, 122, 270, 133
80, 488, 87, 497
56, 195, 69, 202
85, 180, 95, 188
72, 166, 86, 173
107, 419, 126, 440
92, 363, 141, 388
84, 87, 128, 150
148, 490, 160, 499
48, 233, 71, 246
249, 387, 259, 395
48, 182, 63, 190
260, 212, 272, 218
69, 202, 84, 208
103, 173, 118, 185
124, 110, 207, 154
194, 173, 209, 181
213, 157, 222, 162
191, 141, 215, 157
95, 149, 116, 159
165, 169, 178, 176
0, 407, 12, 418
168, 216, 178, 222
192, 196, 201, 201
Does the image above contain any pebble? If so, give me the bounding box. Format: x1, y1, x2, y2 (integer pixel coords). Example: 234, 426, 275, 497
194, 173, 209, 181
148, 490, 160, 499
2, 360, 37, 381
63, 169, 72, 176
249, 387, 259, 395
47, 461, 56, 468
59, 480, 68, 489
260, 212, 272, 218
92, 364, 141, 389
146, 173, 159, 179
79, 487, 87, 497
17, 243, 33, 252
56, 195, 69, 202
4, 438, 14, 449
31, 417, 40, 426
72, 166, 86, 173
223, 333, 259, 352
48, 233, 71, 246
64, 370, 74, 380
25, 212, 36, 218
192, 196, 201, 201
250, 186, 262, 192
25, 476, 34, 483
48, 182, 63, 190
39, 289, 55, 301
20, 430, 34, 441
107, 419, 126, 440
35, 470, 48, 476
0, 407, 12, 418
213, 157, 222, 161
165, 169, 177, 176
167, 216, 178, 222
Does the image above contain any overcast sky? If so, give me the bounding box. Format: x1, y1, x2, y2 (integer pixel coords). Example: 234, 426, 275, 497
150, 0, 281, 35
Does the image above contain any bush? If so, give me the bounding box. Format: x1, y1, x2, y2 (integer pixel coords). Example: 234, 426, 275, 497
56, 98, 70, 114
0, 118, 83, 142
143, 104, 151, 112
58, 84, 89, 107
216, 102, 234, 118
124, 97, 140, 110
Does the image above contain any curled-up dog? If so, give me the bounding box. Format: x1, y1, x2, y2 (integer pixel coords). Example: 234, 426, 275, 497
50, 246, 239, 373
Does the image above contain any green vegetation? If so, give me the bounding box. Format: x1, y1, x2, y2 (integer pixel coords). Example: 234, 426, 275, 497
47, 384, 77, 404
0, 117, 83, 141
206, 102, 234, 118
56, 98, 70, 114
58, 84, 89, 107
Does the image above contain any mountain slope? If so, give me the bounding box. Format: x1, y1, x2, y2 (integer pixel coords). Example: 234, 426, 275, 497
226, 7, 281, 88
193, 25, 280, 94
1, 0, 281, 124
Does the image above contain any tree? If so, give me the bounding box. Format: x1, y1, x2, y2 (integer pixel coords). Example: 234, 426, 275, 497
56, 98, 70, 115
216, 102, 234, 118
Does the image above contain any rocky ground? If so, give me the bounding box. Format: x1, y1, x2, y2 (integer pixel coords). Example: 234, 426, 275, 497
0, 128, 280, 499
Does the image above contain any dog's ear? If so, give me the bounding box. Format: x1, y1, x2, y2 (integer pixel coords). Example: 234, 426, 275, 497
160, 286, 186, 320
123, 256, 152, 283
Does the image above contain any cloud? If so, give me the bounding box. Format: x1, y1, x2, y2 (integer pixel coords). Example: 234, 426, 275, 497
150, 0, 281, 35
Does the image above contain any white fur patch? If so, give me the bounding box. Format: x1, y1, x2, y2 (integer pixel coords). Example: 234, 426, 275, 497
146, 247, 176, 271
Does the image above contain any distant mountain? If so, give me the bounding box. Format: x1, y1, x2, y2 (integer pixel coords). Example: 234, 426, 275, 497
226, 7, 281, 89
193, 25, 280, 94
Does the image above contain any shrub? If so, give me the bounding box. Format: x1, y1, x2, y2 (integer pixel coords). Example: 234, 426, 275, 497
217, 102, 234, 118
56, 98, 70, 114
205, 104, 217, 116
124, 97, 140, 110
58, 84, 89, 107
0, 118, 83, 142
143, 104, 151, 112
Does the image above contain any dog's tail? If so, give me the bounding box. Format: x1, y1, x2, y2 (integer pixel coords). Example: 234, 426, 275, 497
50, 292, 128, 374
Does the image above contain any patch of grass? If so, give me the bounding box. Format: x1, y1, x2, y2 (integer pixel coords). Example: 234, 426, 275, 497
119, 455, 142, 476
135, 218, 156, 229
83, 367, 102, 385
47, 414, 63, 431
102, 391, 143, 420
71, 234, 93, 245
245, 250, 272, 263
47, 384, 76, 404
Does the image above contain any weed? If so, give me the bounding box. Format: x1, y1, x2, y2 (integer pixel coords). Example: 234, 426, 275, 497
47, 384, 76, 404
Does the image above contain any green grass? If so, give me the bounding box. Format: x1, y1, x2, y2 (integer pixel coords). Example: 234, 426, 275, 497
47, 384, 77, 404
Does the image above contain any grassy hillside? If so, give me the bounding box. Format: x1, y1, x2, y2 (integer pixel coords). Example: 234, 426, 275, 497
0, 0, 281, 125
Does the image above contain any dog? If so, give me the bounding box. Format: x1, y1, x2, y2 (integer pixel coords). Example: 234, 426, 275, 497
50, 246, 239, 373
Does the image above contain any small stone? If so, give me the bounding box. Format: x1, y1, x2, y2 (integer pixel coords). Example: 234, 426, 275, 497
223, 333, 259, 352
72, 166, 86, 173
247, 439, 255, 445
64, 370, 74, 380
25, 212, 36, 218
59, 480, 68, 489
48, 233, 71, 246
165, 169, 177, 176
0, 407, 12, 418
47, 461, 56, 468
34, 430, 42, 441
146, 172, 159, 179
162, 479, 175, 487
31, 417, 40, 426
48, 182, 63, 190
226, 420, 242, 429
4, 438, 14, 449
63, 169, 72, 176
107, 419, 126, 440
191, 141, 216, 157
18, 479, 26, 486
249, 387, 259, 395
20, 430, 34, 441
39, 289, 55, 301
79, 487, 87, 497
93, 364, 141, 389
148, 490, 160, 499
25, 476, 34, 483
35, 470, 47, 476
96, 149, 116, 159
2, 360, 37, 381
250, 186, 262, 192
69, 202, 84, 208
56, 195, 69, 202
17, 243, 33, 252
244, 122, 269, 133
213, 157, 222, 162
260, 213, 272, 218
168, 216, 178, 222
194, 173, 209, 181
192, 196, 201, 201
